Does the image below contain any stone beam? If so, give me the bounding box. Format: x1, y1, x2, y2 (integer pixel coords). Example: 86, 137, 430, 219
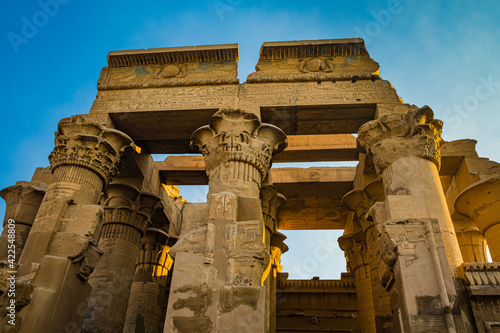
156, 163, 355, 230
156, 134, 357, 185
273, 167, 355, 230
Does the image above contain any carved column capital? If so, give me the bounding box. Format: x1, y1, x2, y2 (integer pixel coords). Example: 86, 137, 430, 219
357, 106, 444, 174
270, 231, 288, 271
455, 176, 500, 261
190, 109, 287, 196
343, 180, 384, 233
134, 227, 171, 284
455, 176, 500, 232
261, 185, 287, 234
100, 182, 162, 240
48, 115, 135, 186
338, 232, 370, 273
0, 181, 46, 227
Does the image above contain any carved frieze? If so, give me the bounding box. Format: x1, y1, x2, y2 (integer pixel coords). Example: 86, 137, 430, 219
247, 55, 380, 83
97, 61, 238, 90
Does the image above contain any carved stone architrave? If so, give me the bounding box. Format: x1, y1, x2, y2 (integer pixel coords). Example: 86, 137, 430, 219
190, 108, 288, 198
455, 176, 500, 261
83, 182, 161, 333
357, 105, 444, 175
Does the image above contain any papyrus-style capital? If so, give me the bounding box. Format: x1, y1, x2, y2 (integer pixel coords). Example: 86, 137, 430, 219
190, 109, 288, 190
100, 182, 162, 239
357, 106, 444, 174
270, 231, 288, 271
48, 115, 135, 186
342, 180, 384, 233
261, 185, 287, 234
338, 232, 370, 272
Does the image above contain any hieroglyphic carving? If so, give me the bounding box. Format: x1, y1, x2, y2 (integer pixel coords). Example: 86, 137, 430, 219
209, 193, 236, 221
238, 80, 401, 106
90, 85, 239, 113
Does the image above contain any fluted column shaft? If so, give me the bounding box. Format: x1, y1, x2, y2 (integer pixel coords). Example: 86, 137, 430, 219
124, 228, 172, 333
83, 182, 160, 333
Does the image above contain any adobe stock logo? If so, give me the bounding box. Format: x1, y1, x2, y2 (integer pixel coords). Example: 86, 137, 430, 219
7, 0, 71, 54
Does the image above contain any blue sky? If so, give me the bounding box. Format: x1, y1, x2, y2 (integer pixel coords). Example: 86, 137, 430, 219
2, 0, 499, 278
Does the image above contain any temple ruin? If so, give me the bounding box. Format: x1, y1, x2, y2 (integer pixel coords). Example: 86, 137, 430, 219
1, 38, 499, 332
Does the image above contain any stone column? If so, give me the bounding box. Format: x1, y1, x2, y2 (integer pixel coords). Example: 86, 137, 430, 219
270, 231, 288, 333
82, 182, 161, 333
164, 108, 287, 333
454, 223, 488, 262
339, 233, 376, 333
455, 176, 500, 261
357, 106, 463, 272
123, 227, 173, 333
0, 181, 46, 261
260, 184, 286, 332
17, 115, 134, 333
358, 107, 465, 332
343, 180, 393, 332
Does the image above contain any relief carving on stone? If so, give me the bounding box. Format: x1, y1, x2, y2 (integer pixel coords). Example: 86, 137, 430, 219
97, 60, 238, 90
247, 55, 380, 83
